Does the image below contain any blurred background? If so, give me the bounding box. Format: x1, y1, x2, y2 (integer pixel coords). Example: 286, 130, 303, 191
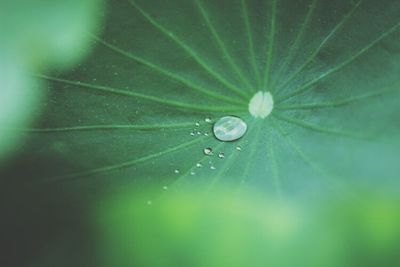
1, 0, 400, 267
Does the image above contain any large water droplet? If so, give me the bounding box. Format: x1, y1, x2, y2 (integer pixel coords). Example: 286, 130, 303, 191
213, 116, 247, 142
203, 147, 213, 155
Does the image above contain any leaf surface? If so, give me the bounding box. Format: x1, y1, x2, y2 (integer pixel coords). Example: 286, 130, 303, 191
29, 0, 400, 199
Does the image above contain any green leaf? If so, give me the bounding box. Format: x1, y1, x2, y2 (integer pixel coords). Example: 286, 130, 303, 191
28, 0, 400, 199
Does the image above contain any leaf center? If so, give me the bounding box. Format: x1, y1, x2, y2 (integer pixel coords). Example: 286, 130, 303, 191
248, 91, 274, 119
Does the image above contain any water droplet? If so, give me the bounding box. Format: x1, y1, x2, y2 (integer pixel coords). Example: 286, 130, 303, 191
197, 131, 201, 135
204, 132, 209, 136
196, 163, 203, 168
190, 171, 196, 176
174, 169, 180, 174
210, 166, 216, 170
163, 186, 168, 190
190, 132, 195, 136
236, 146, 242, 151
213, 116, 247, 142
218, 152, 225, 159
195, 122, 200, 127
147, 200, 153, 205
205, 117, 212, 123
203, 147, 213, 155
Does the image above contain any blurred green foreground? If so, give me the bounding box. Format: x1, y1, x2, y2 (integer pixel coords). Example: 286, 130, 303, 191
95, 188, 400, 267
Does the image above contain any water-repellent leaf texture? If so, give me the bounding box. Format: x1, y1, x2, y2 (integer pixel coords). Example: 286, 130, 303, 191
29, 0, 400, 199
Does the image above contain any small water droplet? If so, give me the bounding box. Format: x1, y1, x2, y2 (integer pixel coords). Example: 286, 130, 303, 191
190, 171, 196, 176
205, 117, 212, 123
218, 152, 225, 159
196, 163, 203, 168
190, 132, 195, 136
204, 132, 209, 136
197, 131, 201, 135
195, 122, 200, 127
163, 185, 168, 190
210, 166, 216, 170
203, 147, 213, 155
147, 200, 153, 205
174, 169, 180, 174
236, 146, 242, 151
213, 116, 247, 142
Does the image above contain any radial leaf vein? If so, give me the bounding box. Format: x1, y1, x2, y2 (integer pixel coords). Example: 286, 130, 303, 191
207, 124, 259, 190
128, 0, 251, 99
272, 0, 319, 88
41, 136, 208, 182
263, 0, 278, 91
22, 122, 195, 133
195, 0, 254, 92
267, 130, 282, 199
240, 0, 262, 89
92, 35, 247, 106
276, 82, 400, 110
276, 0, 363, 93
36, 74, 242, 113
277, 20, 400, 103
238, 122, 263, 185
171, 137, 216, 187
273, 113, 370, 139
271, 118, 354, 197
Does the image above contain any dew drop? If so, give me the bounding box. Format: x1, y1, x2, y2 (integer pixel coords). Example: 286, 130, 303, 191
174, 169, 180, 174
190, 132, 195, 136
163, 186, 168, 190
213, 116, 247, 142
236, 146, 242, 151
190, 171, 196, 176
196, 163, 203, 168
204, 132, 209, 136
203, 147, 213, 155
197, 131, 202, 135
210, 166, 216, 170
218, 152, 225, 159
205, 117, 212, 123
147, 200, 153, 205
195, 122, 200, 127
